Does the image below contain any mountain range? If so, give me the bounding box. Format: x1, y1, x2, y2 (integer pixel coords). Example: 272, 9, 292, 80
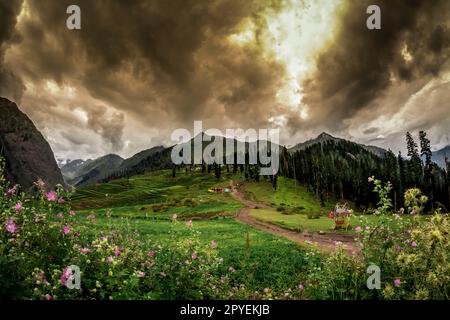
62, 131, 450, 188
288, 132, 388, 157
431, 145, 450, 168
1, 96, 448, 190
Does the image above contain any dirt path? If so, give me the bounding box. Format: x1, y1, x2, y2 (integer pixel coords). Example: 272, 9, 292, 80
230, 182, 359, 254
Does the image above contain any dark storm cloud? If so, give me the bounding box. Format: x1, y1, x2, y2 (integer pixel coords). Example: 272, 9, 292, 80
86, 106, 125, 151
299, 0, 450, 131
3, 0, 448, 159
11, 0, 286, 132
0, 0, 24, 102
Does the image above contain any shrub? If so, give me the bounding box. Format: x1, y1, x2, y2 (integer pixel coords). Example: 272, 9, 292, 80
368, 176, 393, 215
306, 212, 450, 300
305, 246, 364, 299
355, 211, 450, 299
404, 188, 428, 214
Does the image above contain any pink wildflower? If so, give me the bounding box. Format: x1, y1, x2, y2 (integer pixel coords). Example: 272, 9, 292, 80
14, 201, 23, 213
368, 176, 374, 183
136, 271, 145, 278
327, 211, 334, 219
58, 197, 65, 204
355, 226, 362, 232
69, 210, 76, 217
114, 247, 122, 257
411, 241, 417, 248
5, 218, 17, 234
107, 256, 114, 263
45, 294, 53, 300
147, 251, 155, 257
62, 225, 70, 235
60, 267, 72, 287
210, 240, 218, 249
34, 213, 45, 223
46, 191, 57, 202
191, 252, 197, 260
81, 247, 90, 254
35, 179, 45, 191
394, 278, 401, 287
6, 185, 17, 197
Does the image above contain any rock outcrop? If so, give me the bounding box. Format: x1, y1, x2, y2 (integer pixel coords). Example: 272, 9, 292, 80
0, 97, 65, 190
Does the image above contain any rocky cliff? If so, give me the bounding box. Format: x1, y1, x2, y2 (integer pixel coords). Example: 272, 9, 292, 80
0, 97, 65, 190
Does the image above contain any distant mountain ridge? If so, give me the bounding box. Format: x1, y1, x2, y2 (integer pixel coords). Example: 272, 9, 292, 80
118, 146, 165, 171
288, 132, 388, 157
61, 146, 168, 187
431, 145, 450, 168
62, 154, 124, 188
66, 132, 449, 188
0, 97, 65, 190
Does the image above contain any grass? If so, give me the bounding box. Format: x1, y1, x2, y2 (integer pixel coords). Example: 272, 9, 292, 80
74, 211, 310, 292
250, 208, 335, 233
71, 169, 402, 292
71, 169, 243, 218
249, 208, 420, 234
242, 177, 334, 213
70, 170, 319, 292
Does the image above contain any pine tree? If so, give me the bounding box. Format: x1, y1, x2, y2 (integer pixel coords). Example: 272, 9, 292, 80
214, 163, 221, 180
446, 155, 450, 209
272, 174, 278, 190
172, 165, 176, 178
406, 132, 423, 187
419, 131, 433, 204
397, 151, 406, 208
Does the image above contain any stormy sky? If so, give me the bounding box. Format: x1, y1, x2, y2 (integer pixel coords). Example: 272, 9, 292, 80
0, 0, 449, 161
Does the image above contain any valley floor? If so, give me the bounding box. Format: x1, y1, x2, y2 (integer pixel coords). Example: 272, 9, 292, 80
230, 183, 359, 253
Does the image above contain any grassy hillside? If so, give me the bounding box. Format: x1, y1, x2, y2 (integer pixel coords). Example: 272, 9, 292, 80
242, 176, 334, 212
72, 169, 244, 218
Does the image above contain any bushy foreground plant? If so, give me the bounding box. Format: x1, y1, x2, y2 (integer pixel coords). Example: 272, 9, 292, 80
0, 159, 233, 299
304, 212, 449, 300
304, 178, 449, 300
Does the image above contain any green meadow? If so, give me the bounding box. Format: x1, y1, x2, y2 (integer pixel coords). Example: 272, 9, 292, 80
69, 170, 334, 292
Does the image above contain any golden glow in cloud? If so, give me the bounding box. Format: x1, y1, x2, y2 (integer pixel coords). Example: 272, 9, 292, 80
227, 0, 343, 122
264, 0, 343, 117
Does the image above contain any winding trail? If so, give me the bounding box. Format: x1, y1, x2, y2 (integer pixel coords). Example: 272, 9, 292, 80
229, 182, 359, 254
